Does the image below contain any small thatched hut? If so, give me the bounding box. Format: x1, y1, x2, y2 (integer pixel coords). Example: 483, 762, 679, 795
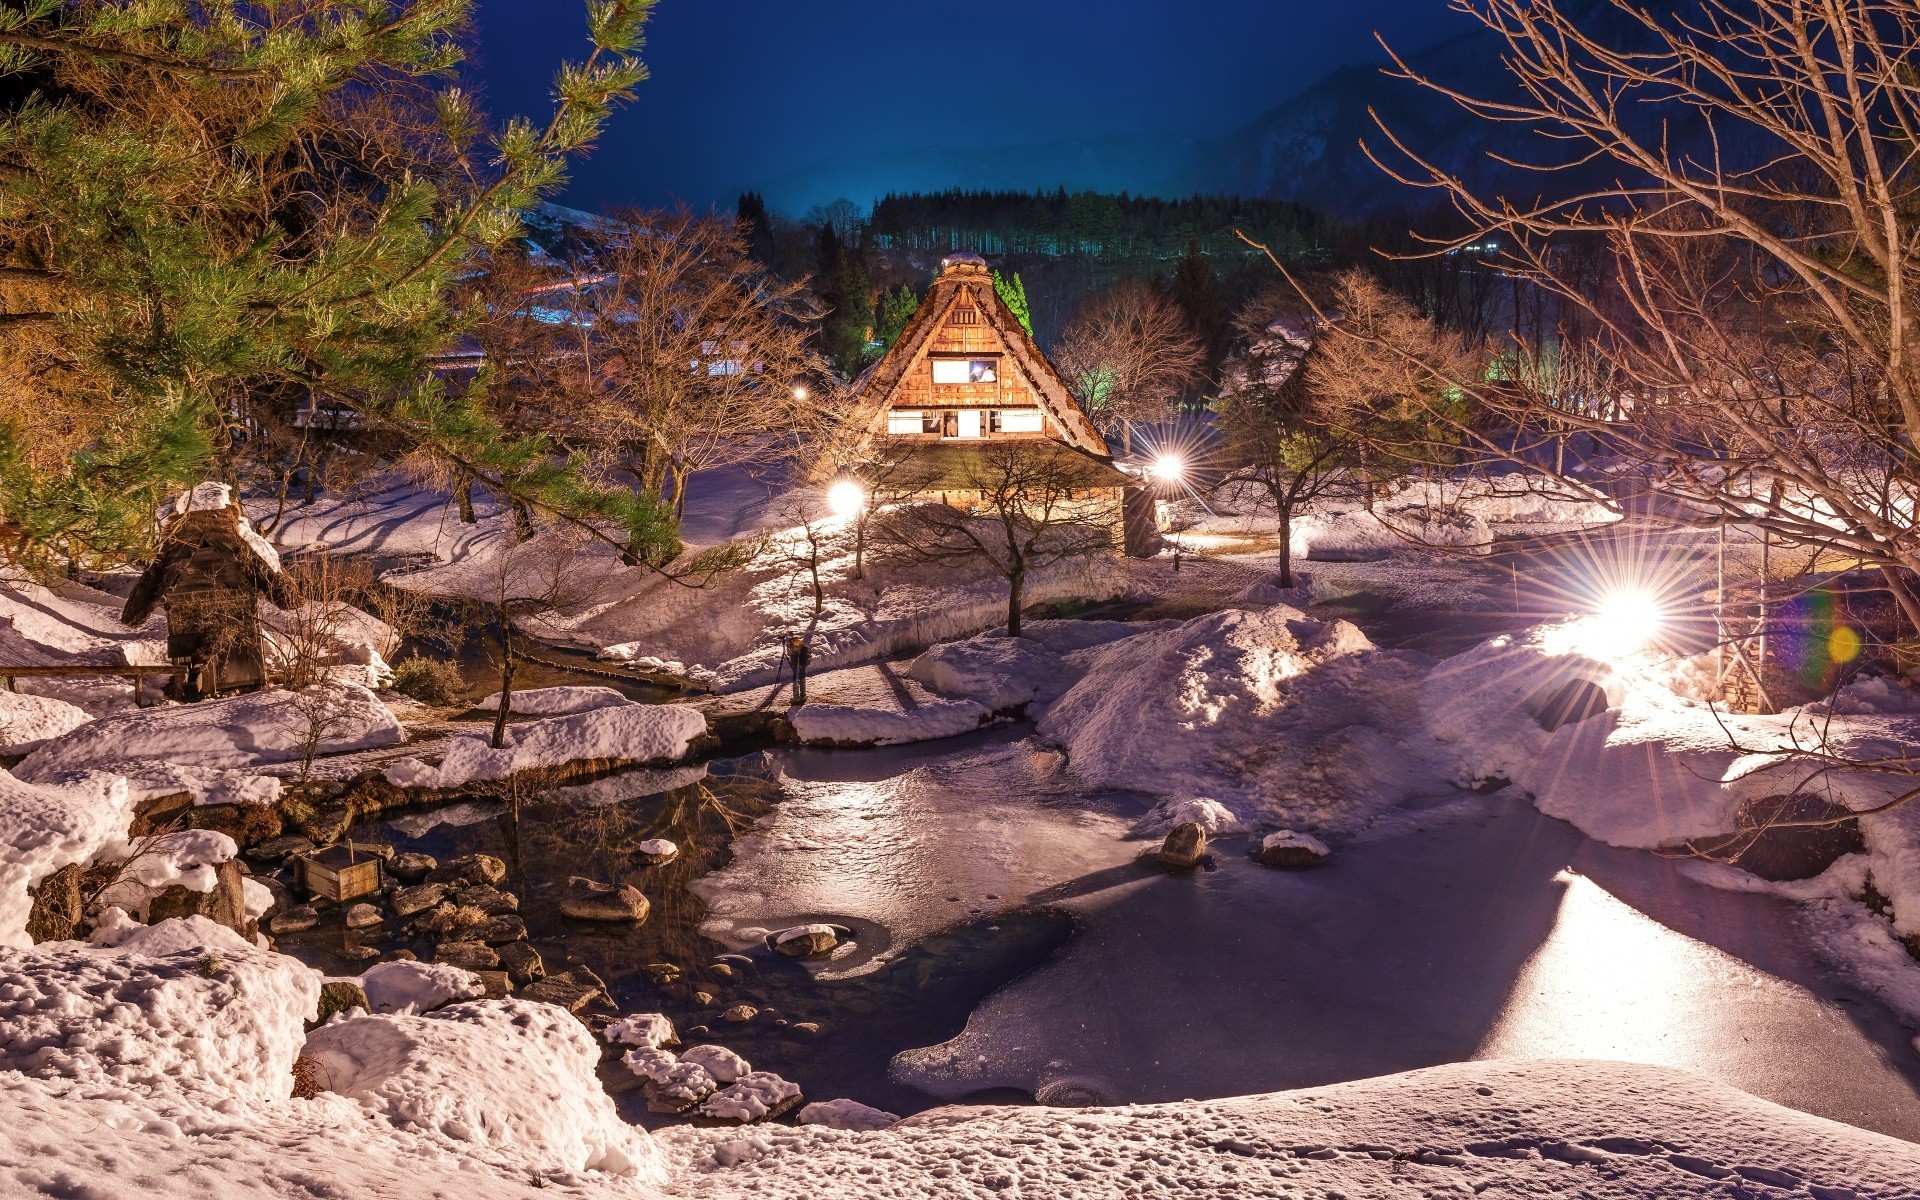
123, 484, 287, 700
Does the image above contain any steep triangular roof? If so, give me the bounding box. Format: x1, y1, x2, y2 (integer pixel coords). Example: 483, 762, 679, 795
848, 255, 1111, 456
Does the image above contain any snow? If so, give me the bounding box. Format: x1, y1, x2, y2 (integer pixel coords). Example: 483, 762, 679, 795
0, 915, 318, 1106
788, 695, 991, 747
654, 1059, 1920, 1198
905, 635, 1064, 711
1137, 796, 1247, 837
1292, 503, 1495, 560
1038, 605, 1439, 834
604, 1012, 677, 1050
477, 685, 634, 716
795, 1098, 900, 1131
0, 576, 167, 709
680, 1045, 751, 1085
92, 828, 238, 919
262, 598, 398, 689
0, 690, 92, 754
359, 959, 485, 1015
381, 703, 706, 790
0, 768, 134, 946
1261, 829, 1330, 858
14, 683, 403, 806
302, 999, 662, 1182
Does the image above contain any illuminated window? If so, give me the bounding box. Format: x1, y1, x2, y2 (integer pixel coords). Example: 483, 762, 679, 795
991, 408, 1042, 434
922, 410, 943, 434
887, 410, 923, 435
931, 358, 998, 385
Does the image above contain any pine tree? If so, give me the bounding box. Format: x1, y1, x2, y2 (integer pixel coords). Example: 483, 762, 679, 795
875, 285, 921, 348
993, 270, 1033, 337
1170, 235, 1227, 367
0, 0, 672, 568
736, 190, 777, 265
816, 225, 874, 377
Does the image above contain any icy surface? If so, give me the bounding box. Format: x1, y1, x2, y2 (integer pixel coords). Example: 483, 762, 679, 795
383, 704, 706, 789
656, 1059, 1919, 1199
359, 959, 485, 1015
303, 999, 661, 1181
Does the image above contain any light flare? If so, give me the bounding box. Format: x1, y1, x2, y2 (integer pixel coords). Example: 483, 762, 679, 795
826, 478, 867, 520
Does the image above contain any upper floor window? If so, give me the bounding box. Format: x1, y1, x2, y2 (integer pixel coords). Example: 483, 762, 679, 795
951, 303, 979, 325
931, 358, 997, 385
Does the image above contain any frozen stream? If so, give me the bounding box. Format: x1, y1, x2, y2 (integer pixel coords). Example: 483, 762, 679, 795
703, 731, 1920, 1142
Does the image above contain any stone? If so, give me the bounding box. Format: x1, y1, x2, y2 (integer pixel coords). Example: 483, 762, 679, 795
435, 940, 500, 970
691, 990, 715, 1006
271, 904, 319, 934
24, 863, 86, 943
1254, 830, 1332, 869
720, 1004, 758, 1024
604, 1012, 677, 1049
497, 940, 546, 986
789, 1021, 822, 1037
773, 924, 838, 958
709, 963, 736, 980
453, 884, 518, 915
341, 942, 381, 961
696, 1071, 803, 1124
390, 882, 447, 919
382, 949, 418, 962
681, 1044, 751, 1085
644, 1061, 718, 1114
519, 970, 603, 1013
249, 835, 316, 864
636, 838, 679, 866
559, 876, 649, 923
474, 970, 514, 999
644, 962, 683, 984
187, 801, 283, 848
428, 854, 506, 887
1157, 821, 1207, 870
312, 981, 369, 1027
387, 852, 438, 883
150, 858, 251, 937
344, 902, 384, 929
297, 806, 353, 845
477, 915, 528, 944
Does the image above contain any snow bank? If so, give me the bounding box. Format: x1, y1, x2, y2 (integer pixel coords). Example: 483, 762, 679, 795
382, 704, 706, 789
653, 1059, 1920, 1199
477, 686, 634, 716
795, 1098, 900, 1131
0, 574, 166, 670
0, 768, 134, 946
788, 697, 990, 747
303, 999, 661, 1182
1292, 504, 1493, 561
1038, 605, 1437, 834
14, 683, 403, 805
360, 959, 484, 1015
0, 916, 318, 1105
906, 636, 1063, 711
262, 599, 398, 689
0, 690, 92, 755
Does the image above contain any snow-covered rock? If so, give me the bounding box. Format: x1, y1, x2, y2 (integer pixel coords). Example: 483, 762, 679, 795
476, 686, 634, 716
1039, 606, 1436, 833
1291, 504, 1493, 561
796, 1098, 900, 1130
696, 1070, 801, 1123
1137, 796, 1247, 837
907, 635, 1064, 711
14, 683, 403, 806
604, 1012, 677, 1050
0, 916, 318, 1105
0, 690, 92, 754
787, 696, 990, 747
359, 959, 485, 1015
382, 704, 707, 789
302, 999, 661, 1181
0, 768, 134, 946
679, 1045, 750, 1085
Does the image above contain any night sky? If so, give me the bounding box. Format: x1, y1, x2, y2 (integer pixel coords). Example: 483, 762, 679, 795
471, 1, 1467, 215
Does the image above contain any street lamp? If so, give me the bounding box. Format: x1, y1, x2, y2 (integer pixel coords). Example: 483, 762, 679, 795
1148, 453, 1186, 485
827, 477, 866, 520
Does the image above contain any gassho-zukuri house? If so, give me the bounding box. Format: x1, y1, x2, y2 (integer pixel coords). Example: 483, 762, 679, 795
844, 252, 1160, 555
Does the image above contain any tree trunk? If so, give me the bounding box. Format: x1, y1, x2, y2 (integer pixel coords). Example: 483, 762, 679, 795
853, 518, 867, 581
491, 620, 514, 750
1120, 421, 1133, 459
510, 500, 534, 542
1006, 563, 1026, 637
1882, 565, 1920, 646
1276, 501, 1295, 589
457, 477, 476, 525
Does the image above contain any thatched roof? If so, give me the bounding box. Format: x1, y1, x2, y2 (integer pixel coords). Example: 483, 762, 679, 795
849, 256, 1110, 456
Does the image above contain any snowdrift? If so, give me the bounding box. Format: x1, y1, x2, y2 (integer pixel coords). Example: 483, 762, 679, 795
382, 703, 707, 789
0, 768, 134, 947
1038, 605, 1436, 833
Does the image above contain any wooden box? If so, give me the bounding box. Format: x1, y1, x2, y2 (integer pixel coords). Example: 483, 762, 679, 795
298, 843, 384, 902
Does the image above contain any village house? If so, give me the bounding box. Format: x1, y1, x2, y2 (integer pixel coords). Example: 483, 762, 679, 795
845, 252, 1158, 553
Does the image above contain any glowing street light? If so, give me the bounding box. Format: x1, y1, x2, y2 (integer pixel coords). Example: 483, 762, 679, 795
826, 477, 867, 519
1583, 586, 1665, 657
1148, 453, 1186, 485
794, 386, 810, 402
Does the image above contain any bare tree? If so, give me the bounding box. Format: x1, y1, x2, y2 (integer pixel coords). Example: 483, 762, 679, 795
873, 443, 1119, 637
1054, 281, 1205, 458
466, 527, 603, 748
568, 208, 826, 537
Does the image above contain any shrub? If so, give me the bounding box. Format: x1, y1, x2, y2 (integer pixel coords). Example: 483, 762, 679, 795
390, 656, 469, 707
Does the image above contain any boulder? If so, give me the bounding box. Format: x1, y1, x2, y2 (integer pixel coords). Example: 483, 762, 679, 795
390, 882, 447, 919
187, 801, 283, 849
149, 858, 251, 937
344, 902, 384, 929
428, 853, 506, 887
24, 862, 86, 943
643, 1060, 717, 1114
720, 1004, 758, 1024
477, 915, 528, 944
773, 924, 837, 958
434, 940, 500, 971
271, 904, 319, 934
247, 835, 315, 864
452, 884, 518, 915
1156, 821, 1208, 870
680, 1044, 750, 1085
473, 969, 514, 999
559, 876, 649, 923
1254, 830, 1332, 869
604, 1012, 676, 1050
296, 806, 352, 846
387, 852, 438, 883
696, 1071, 803, 1124
497, 940, 546, 986
519, 969, 603, 1013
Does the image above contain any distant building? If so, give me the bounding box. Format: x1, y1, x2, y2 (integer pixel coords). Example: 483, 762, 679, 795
846, 253, 1157, 554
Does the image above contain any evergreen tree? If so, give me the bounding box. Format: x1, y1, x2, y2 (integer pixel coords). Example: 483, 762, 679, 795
1170, 235, 1228, 368
815, 225, 874, 377
875, 285, 921, 348
0, 0, 673, 569
992, 270, 1033, 337
736, 190, 777, 265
